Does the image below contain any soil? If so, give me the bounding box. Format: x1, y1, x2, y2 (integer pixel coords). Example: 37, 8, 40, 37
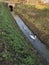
0, 39, 5, 52
0, 60, 13, 65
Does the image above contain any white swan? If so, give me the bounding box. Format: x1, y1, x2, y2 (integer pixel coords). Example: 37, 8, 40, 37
29, 35, 36, 40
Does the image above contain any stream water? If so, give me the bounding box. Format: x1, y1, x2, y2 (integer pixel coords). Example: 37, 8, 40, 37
11, 12, 49, 64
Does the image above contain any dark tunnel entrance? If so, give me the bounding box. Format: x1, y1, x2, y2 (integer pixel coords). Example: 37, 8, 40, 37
9, 5, 13, 11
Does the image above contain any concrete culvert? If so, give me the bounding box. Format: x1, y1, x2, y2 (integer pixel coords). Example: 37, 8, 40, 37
9, 5, 13, 11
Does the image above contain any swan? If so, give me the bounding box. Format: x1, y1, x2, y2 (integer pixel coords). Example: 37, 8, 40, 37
29, 35, 36, 40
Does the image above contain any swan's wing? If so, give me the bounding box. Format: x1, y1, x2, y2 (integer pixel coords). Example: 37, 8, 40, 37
30, 35, 36, 39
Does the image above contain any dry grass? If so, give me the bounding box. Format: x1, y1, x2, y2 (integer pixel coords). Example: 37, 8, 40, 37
15, 4, 49, 47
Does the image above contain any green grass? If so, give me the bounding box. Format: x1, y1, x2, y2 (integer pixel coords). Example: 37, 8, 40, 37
15, 4, 49, 47
0, 3, 47, 65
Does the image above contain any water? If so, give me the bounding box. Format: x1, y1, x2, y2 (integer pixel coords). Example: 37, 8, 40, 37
11, 12, 49, 64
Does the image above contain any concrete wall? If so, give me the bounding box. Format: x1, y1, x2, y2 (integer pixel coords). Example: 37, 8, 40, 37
8, 3, 15, 7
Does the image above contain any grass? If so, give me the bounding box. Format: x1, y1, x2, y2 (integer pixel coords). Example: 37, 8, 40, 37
0, 3, 47, 65
14, 4, 49, 47
35, 4, 49, 9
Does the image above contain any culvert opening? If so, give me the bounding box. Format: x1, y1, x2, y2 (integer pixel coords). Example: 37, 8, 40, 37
9, 5, 13, 11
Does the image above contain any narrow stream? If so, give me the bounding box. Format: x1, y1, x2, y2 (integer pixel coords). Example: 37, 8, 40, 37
11, 12, 49, 64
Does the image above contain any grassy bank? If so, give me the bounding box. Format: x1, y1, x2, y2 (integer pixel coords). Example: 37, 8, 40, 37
0, 3, 47, 65
14, 4, 49, 47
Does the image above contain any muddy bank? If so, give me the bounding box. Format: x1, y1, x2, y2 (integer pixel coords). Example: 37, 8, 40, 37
15, 12, 49, 48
